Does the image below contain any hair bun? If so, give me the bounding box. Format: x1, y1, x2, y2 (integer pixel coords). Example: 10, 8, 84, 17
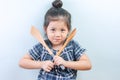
52, 0, 63, 8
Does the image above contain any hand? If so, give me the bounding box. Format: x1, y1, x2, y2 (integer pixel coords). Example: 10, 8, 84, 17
41, 60, 54, 72
53, 56, 65, 66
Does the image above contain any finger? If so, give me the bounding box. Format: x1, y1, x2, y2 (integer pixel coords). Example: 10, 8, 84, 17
49, 61, 54, 68
53, 56, 59, 60
54, 60, 60, 66
48, 64, 54, 69
46, 66, 53, 72
47, 67, 51, 71
54, 57, 60, 63
45, 69, 51, 72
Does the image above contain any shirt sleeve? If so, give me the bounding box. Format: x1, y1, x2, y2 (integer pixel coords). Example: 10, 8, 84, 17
73, 40, 86, 60
29, 43, 43, 61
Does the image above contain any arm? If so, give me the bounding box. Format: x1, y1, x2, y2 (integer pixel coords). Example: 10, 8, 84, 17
54, 54, 92, 70
19, 53, 42, 69
64, 54, 92, 70
19, 53, 54, 72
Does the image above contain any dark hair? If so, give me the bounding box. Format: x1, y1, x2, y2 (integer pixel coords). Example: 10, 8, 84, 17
43, 0, 71, 30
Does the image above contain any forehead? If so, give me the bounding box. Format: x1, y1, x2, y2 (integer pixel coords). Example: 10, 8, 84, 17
48, 16, 68, 24
48, 20, 67, 28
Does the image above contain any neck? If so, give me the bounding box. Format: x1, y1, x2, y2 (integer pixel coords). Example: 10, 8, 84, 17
52, 44, 63, 51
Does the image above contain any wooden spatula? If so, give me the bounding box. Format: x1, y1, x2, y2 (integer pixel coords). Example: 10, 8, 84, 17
31, 26, 76, 70
56, 28, 76, 56
31, 26, 54, 57
31, 26, 65, 69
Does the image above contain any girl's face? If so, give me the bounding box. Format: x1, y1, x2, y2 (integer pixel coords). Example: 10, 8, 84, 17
45, 20, 69, 47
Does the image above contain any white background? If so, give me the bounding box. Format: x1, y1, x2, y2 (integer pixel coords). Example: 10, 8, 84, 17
0, 0, 120, 80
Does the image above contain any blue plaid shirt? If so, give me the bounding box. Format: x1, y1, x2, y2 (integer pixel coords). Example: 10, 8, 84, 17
29, 40, 86, 80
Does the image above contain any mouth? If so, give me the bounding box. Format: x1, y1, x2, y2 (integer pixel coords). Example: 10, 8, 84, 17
54, 39, 61, 42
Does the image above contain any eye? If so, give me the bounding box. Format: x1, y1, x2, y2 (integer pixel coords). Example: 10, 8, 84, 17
51, 28, 55, 32
61, 29, 65, 32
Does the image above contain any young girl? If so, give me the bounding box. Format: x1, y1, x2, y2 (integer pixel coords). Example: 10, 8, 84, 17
19, 0, 92, 80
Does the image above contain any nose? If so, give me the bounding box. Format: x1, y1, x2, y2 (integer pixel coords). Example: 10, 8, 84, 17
55, 31, 61, 37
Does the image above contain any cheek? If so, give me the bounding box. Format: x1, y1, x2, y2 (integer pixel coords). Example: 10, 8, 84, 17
47, 32, 54, 39
46, 30, 52, 36
63, 32, 69, 36
62, 33, 68, 39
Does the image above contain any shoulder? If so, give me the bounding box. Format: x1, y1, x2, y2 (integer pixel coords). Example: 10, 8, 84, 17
32, 42, 43, 51
64, 40, 80, 51
68, 40, 80, 47
32, 39, 51, 50
68, 40, 86, 51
